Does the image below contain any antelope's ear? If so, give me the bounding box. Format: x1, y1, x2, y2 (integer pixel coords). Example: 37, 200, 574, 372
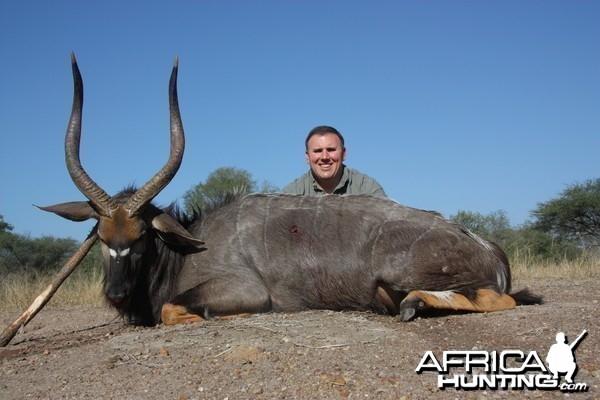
36, 201, 99, 222
151, 213, 204, 248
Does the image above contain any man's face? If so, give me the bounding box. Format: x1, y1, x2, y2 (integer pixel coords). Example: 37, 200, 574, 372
305, 132, 346, 189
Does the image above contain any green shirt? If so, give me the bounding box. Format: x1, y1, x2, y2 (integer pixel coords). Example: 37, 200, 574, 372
282, 166, 386, 197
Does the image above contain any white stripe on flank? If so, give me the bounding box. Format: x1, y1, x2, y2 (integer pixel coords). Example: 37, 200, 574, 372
420, 290, 456, 304
466, 230, 493, 251
497, 271, 507, 293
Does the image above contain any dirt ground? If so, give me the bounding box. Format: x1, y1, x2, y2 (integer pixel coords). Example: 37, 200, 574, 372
1, 279, 598, 399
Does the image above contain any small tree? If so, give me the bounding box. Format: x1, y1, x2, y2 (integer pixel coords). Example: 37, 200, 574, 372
512, 222, 582, 261
183, 167, 278, 214
0, 233, 79, 274
531, 178, 600, 248
0, 215, 13, 233
450, 210, 512, 245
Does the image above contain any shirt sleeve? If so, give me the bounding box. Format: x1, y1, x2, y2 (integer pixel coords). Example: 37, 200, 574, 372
282, 173, 310, 195
282, 181, 301, 194
353, 170, 386, 197
369, 183, 386, 197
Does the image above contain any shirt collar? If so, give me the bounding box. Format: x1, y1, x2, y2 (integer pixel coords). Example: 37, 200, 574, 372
311, 165, 349, 194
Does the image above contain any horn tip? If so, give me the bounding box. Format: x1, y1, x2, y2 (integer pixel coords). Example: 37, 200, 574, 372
173, 55, 179, 69
34, 204, 51, 213
71, 52, 77, 65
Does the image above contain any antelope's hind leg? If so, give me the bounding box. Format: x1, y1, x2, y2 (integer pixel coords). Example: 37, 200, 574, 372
398, 289, 517, 322
161, 276, 272, 326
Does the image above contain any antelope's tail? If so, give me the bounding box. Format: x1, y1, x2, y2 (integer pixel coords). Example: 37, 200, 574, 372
509, 288, 543, 306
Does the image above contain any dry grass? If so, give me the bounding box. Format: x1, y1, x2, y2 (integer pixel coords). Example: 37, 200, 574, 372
0, 253, 597, 313
0, 267, 104, 313
510, 251, 600, 281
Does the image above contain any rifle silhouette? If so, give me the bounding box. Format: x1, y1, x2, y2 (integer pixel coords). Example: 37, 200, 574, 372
569, 330, 587, 350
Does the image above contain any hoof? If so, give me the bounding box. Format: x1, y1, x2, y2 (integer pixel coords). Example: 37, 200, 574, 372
399, 297, 425, 322
400, 307, 416, 322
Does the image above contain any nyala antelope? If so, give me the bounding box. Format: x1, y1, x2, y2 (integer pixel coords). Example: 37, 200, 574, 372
40, 55, 542, 326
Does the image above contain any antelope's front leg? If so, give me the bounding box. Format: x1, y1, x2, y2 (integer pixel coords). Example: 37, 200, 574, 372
162, 274, 272, 325
161, 303, 205, 325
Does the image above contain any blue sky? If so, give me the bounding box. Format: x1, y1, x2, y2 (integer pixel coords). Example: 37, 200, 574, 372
1, 1, 598, 241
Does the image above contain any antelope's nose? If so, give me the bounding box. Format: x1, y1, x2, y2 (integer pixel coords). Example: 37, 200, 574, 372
106, 289, 127, 307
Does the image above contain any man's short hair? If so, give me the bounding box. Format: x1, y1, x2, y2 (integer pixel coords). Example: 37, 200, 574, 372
305, 126, 345, 151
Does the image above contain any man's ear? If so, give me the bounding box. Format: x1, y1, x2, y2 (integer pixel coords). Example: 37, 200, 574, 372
36, 201, 99, 222
342, 147, 347, 162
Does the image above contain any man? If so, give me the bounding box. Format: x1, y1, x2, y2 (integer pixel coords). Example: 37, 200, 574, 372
546, 332, 579, 384
283, 126, 386, 196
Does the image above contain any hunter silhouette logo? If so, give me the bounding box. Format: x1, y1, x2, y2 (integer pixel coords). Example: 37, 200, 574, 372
546, 330, 587, 384
415, 329, 589, 392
